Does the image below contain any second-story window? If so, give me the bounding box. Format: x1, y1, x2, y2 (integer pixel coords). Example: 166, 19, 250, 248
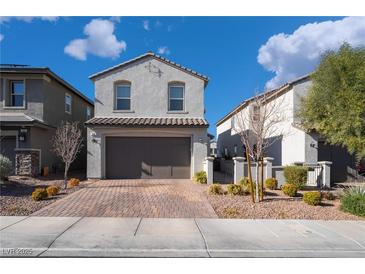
65, 93, 72, 114
10, 80, 25, 107
168, 83, 184, 111
115, 84, 131, 110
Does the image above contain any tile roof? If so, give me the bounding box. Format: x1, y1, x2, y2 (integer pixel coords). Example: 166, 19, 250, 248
85, 117, 209, 127
89, 52, 209, 83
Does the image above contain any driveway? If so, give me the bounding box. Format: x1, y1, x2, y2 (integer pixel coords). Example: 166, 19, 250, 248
32, 179, 217, 218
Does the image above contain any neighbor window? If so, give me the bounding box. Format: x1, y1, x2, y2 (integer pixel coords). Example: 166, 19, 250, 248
86, 106, 92, 120
115, 84, 131, 110
9, 80, 25, 107
168, 84, 184, 111
252, 105, 260, 122
65, 93, 72, 114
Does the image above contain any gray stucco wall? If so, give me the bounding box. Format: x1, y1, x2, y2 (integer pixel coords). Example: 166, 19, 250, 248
93, 57, 205, 118
87, 127, 208, 179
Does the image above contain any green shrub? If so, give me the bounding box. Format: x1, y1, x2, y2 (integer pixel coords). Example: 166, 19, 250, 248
303, 191, 322, 206
193, 171, 207, 184
226, 184, 243, 195
239, 177, 254, 193
283, 165, 308, 189
68, 178, 80, 187
322, 191, 336, 201
31, 188, 48, 201
46, 185, 59, 196
0, 154, 12, 181
208, 184, 223, 195
340, 186, 365, 217
265, 178, 278, 190
282, 183, 298, 197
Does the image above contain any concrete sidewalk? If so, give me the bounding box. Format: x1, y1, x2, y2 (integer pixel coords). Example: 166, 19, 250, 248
1, 216, 365, 257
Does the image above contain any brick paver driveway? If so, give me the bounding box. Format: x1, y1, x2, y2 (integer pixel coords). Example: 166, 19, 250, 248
33, 179, 217, 218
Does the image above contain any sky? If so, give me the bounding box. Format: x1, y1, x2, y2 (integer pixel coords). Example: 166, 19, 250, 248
1, 16, 365, 135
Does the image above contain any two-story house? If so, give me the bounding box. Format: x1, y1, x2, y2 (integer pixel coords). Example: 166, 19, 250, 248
86, 52, 209, 179
216, 75, 359, 183
0, 65, 94, 175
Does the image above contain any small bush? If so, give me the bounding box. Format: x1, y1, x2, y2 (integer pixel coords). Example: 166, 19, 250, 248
193, 171, 207, 184
68, 178, 80, 187
226, 184, 243, 195
322, 191, 336, 201
283, 165, 308, 189
340, 186, 365, 217
46, 185, 59, 196
239, 177, 253, 193
303, 191, 322, 206
282, 183, 298, 197
208, 184, 223, 195
0, 154, 12, 181
32, 188, 48, 201
265, 178, 278, 190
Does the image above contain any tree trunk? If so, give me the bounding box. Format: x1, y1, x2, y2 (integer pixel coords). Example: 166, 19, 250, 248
260, 158, 264, 201
64, 163, 69, 189
245, 147, 255, 203
255, 161, 259, 202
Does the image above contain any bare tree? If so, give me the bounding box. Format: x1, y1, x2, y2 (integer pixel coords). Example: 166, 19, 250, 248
51, 121, 83, 189
233, 90, 288, 202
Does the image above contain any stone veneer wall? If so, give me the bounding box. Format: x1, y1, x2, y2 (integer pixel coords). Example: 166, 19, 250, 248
15, 150, 40, 176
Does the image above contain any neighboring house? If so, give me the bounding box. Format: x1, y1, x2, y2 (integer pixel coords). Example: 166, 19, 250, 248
86, 52, 209, 179
0, 65, 94, 175
208, 133, 217, 157
216, 75, 358, 182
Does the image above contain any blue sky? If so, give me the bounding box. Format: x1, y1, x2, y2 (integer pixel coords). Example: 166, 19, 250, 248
2, 16, 365, 135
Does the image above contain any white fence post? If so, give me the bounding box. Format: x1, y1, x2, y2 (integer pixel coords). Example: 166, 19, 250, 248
204, 157, 214, 184
264, 157, 274, 180
233, 157, 245, 184
318, 161, 332, 188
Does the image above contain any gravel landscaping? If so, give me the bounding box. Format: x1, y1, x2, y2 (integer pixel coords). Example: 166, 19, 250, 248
0, 172, 88, 216
203, 186, 364, 220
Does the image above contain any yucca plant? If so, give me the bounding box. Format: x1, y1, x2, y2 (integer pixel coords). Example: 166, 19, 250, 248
340, 186, 365, 217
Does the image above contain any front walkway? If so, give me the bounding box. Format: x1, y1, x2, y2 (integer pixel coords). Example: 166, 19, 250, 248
32, 179, 217, 218
1, 216, 365, 257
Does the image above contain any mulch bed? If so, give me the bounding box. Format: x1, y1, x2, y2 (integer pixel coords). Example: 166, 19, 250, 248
203, 186, 364, 220
0, 173, 88, 216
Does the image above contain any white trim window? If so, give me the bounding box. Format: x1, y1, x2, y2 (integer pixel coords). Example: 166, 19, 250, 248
65, 93, 72, 114
10, 80, 25, 107
115, 84, 131, 110
168, 84, 184, 111
86, 106, 92, 120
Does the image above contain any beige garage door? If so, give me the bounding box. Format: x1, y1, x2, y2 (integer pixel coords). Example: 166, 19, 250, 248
105, 137, 191, 179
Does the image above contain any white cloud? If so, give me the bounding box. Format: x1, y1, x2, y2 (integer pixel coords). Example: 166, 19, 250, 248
157, 46, 170, 55
258, 16, 365, 90
143, 20, 150, 31
0, 34, 4, 42
110, 16, 121, 23
0, 16, 59, 24
64, 19, 127, 61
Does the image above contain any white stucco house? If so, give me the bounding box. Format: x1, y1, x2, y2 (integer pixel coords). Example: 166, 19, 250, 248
86, 52, 209, 179
216, 75, 358, 183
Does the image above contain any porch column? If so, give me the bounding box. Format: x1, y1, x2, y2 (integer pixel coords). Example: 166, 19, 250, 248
264, 157, 274, 180
233, 157, 245, 184
204, 157, 214, 184
318, 161, 332, 188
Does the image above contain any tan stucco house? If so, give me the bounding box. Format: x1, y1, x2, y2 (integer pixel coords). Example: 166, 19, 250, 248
86, 52, 209, 179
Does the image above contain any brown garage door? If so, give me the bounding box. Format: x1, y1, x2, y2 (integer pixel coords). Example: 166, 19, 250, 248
105, 137, 191, 179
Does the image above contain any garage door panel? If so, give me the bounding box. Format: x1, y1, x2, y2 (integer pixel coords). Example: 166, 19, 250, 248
105, 137, 191, 179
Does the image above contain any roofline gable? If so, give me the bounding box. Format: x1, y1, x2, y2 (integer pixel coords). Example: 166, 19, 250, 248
89, 52, 209, 84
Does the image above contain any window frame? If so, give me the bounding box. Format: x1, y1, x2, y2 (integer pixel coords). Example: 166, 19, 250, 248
65, 93, 72, 114
8, 80, 25, 108
168, 83, 185, 112
114, 82, 131, 111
